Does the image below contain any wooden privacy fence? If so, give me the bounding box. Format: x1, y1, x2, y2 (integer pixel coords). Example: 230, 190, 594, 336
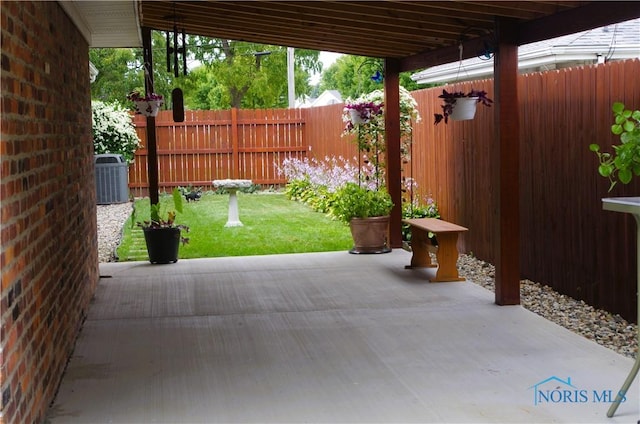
128, 59, 639, 321
130, 108, 307, 197
406, 59, 640, 323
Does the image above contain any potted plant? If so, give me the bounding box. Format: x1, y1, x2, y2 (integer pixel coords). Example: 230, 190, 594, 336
330, 182, 394, 254
127, 91, 164, 117
590, 102, 640, 191
433, 89, 493, 125
134, 188, 190, 264
342, 86, 420, 187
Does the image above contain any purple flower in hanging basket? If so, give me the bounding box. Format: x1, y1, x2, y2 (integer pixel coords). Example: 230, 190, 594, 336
433, 89, 493, 125
126, 91, 164, 102
127, 91, 164, 116
343, 101, 384, 130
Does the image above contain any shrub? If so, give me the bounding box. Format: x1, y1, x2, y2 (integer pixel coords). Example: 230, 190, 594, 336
92, 100, 141, 164
330, 182, 393, 223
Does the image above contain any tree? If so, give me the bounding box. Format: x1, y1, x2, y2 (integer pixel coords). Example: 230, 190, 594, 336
89, 48, 141, 103
318, 55, 421, 99
189, 37, 321, 109
90, 33, 321, 110
90, 32, 183, 108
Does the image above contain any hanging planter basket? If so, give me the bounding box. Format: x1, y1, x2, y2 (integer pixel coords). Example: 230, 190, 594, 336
449, 97, 479, 121
349, 108, 370, 125
134, 100, 164, 117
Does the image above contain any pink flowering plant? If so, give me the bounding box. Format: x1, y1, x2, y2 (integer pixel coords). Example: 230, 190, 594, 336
342, 87, 420, 187
126, 91, 164, 102
276, 155, 438, 229
127, 91, 164, 116
343, 101, 384, 131
276, 156, 378, 215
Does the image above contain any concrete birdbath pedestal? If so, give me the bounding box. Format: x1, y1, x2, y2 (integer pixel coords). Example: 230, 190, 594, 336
213, 179, 252, 227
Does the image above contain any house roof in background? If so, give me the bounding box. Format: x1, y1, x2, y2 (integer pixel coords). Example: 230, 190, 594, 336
411, 18, 640, 84
298, 90, 343, 108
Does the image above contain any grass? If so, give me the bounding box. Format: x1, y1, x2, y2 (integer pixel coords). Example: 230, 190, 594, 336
117, 192, 354, 261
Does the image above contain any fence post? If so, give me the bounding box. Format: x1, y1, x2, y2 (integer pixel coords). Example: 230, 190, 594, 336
231, 107, 239, 179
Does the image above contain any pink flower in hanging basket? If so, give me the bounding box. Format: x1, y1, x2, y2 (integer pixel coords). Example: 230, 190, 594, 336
127, 91, 164, 117
126, 91, 164, 102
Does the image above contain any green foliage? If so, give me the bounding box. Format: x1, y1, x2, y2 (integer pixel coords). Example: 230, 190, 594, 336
91, 32, 186, 110
284, 179, 335, 213
590, 102, 640, 191
91, 100, 141, 163
284, 178, 313, 201
330, 183, 394, 223
342, 87, 421, 185
91, 33, 321, 111
117, 193, 353, 260
401, 199, 440, 242
135, 189, 189, 244
188, 38, 320, 109
319, 55, 420, 99
90, 48, 141, 103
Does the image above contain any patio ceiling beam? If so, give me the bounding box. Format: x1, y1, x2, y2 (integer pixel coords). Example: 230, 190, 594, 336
400, 36, 492, 72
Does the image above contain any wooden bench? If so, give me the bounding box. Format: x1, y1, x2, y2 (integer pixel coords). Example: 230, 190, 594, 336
402, 218, 468, 282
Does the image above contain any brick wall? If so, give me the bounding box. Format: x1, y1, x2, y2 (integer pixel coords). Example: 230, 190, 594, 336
0, 2, 99, 423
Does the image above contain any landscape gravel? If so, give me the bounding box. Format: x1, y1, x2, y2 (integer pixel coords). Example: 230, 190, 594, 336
96, 203, 637, 360
97, 202, 133, 263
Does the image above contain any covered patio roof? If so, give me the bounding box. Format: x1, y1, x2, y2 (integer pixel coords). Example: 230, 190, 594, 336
69, 1, 640, 69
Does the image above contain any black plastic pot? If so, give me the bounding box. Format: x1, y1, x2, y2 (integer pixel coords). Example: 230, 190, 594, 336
143, 227, 181, 264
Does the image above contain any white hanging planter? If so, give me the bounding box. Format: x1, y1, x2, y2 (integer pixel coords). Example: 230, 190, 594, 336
349, 108, 370, 125
134, 100, 164, 117
449, 97, 478, 121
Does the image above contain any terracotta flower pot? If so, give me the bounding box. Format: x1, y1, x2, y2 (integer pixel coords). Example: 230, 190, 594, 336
348, 215, 391, 254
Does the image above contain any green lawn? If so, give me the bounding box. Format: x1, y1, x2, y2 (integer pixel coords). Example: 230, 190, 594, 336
117, 192, 354, 261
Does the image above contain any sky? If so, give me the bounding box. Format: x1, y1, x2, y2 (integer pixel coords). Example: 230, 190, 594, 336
311, 51, 343, 85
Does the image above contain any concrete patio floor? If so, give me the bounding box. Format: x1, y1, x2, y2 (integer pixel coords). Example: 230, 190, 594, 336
47, 250, 638, 423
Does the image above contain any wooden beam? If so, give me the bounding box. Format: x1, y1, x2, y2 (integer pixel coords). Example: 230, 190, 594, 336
494, 17, 520, 306
400, 36, 491, 73
384, 58, 403, 249
142, 26, 159, 205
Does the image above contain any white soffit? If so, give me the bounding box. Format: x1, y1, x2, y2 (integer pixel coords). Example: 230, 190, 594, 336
58, 1, 141, 48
